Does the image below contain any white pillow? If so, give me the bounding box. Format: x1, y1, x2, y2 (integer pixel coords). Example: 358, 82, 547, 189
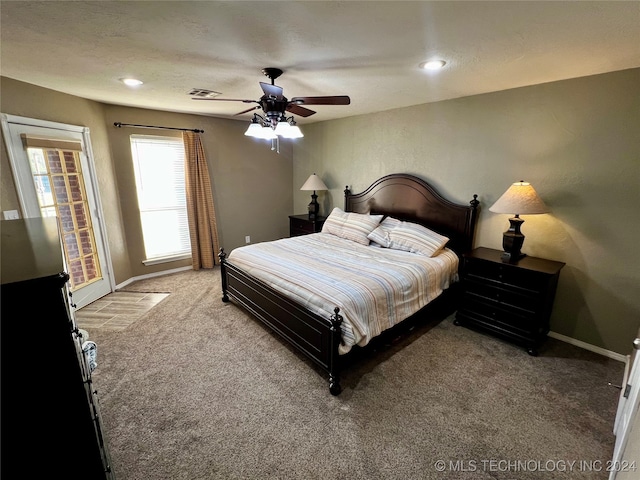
321, 207, 383, 245
367, 217, 449, 257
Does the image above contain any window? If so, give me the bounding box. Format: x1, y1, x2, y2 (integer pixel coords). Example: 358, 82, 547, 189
130, 135, 190, 263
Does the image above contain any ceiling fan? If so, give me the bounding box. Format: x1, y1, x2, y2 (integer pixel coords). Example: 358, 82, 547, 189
192, 67, 350, 120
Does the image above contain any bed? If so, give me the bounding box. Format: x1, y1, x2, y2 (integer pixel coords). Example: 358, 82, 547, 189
219, 173, 479, 395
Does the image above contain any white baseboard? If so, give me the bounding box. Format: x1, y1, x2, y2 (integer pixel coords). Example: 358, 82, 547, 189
115, 266, 193, 291
549, 331, 627, 363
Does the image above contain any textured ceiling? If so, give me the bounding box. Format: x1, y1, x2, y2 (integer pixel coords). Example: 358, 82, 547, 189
1, 1, 639, 124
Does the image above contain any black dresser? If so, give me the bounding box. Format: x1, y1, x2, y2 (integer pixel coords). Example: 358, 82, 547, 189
289, 214, 326, 237
455, 247, 565, 356
1, 218, 114, 479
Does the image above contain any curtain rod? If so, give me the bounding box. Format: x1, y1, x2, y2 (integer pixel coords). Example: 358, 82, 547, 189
113, 122, 204, 133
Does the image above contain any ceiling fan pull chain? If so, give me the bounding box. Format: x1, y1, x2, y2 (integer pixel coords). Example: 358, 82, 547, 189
271, 136, 280, 154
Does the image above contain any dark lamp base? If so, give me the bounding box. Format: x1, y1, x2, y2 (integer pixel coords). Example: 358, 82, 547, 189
501, 216, 526, 264
308, 191, 319, 220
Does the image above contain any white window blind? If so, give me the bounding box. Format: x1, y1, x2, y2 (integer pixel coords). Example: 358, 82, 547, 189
130, 135, 190, 261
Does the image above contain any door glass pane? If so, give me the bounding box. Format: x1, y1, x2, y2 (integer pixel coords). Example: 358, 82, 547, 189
65, 232, 80, 259
85, 256, 98, 281
69, 174, 83, 201
47, 150, 63, 173
73, 203, 88, 228
34, 175, 53, 206
63, 151, 77, 172
28, 148, 47, 174
52, 175, 69, 203
25, 147, 102, 290
58, 205, 74, 232
69, 259, 86, 285
41, 206, 56, 217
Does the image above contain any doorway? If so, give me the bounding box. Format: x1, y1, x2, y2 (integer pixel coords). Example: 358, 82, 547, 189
1, 114, 113, 308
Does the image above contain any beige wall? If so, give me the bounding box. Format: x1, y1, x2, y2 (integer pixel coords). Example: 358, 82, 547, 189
1, 77, 293, 284
293, 68, 640, 355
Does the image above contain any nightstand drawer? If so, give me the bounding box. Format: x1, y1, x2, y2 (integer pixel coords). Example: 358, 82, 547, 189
456, 310, 542, 345
465, 259, 547, 295
459, 298, 541, 335
290, 217, 315, 234
463, 278, 540, 314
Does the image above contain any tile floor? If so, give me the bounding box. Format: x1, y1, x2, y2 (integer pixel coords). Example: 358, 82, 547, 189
74, 291, 170, 331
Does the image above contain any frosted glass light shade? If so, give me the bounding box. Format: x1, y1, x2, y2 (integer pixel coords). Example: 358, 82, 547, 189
489, 182, 549, 215
300, 174, 328, 191
259, 127, 277, 140
274, 121, 291, 136
283, 125, 303, 139
244, 123, 262, 137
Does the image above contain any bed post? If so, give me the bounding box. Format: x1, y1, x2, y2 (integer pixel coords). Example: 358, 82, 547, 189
344, 185, 351, 211
466, 194, 480, 252
218, 248, 229, 302
328, 307, 343, 396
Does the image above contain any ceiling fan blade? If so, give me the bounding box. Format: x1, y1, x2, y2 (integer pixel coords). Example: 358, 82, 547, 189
234, 106, 261, 116
192, 98, 257, 103
285, 104, 316, 117
260, 82, 284, 99
290, 96, 350, 106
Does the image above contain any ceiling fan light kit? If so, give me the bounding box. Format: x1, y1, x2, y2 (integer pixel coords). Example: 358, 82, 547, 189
244, 114, 302, 139
194, 67, 350, 150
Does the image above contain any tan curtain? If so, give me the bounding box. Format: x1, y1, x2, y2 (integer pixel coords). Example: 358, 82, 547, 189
183, 132, 220, 269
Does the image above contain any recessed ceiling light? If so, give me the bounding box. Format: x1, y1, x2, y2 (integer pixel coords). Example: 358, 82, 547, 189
419, 60, 447, 70
121, 78, 144, 86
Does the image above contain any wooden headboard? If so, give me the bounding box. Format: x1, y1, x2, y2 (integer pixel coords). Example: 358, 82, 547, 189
344, 173, 480, 255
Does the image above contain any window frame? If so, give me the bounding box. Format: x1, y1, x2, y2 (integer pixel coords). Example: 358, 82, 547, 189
129, 134, 191, 264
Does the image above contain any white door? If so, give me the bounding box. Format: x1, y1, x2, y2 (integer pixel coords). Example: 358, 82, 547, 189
1, 114, 113, 308
610, 331, 640, 479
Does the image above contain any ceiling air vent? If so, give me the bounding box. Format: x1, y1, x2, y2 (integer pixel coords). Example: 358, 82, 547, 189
188, 88, 221, 98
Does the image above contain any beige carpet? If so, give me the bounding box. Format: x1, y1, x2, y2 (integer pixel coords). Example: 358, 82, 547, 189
89, 268, 625, 480
75, 291, 169, 331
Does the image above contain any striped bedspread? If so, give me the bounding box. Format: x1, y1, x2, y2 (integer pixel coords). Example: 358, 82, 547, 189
227, 233, 459, 354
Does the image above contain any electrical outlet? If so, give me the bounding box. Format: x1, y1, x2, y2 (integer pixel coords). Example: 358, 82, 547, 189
2, 210, 20, 220
245, 235, 251, 244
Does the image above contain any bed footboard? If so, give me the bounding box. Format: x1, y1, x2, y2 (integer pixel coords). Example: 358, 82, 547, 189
219, 249, 344, 395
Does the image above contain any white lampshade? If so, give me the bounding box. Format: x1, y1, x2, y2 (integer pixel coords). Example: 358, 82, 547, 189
300, 173, 328, 191
489, 181, 549, 215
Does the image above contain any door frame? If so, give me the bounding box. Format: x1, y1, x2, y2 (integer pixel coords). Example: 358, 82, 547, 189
1, 113, 115, 300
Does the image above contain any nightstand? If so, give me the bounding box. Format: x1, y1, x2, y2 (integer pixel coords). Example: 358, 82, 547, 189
455, 247, 565, 356
289, 214, 326, 237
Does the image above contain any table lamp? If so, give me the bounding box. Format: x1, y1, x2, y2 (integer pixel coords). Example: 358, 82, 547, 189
300, 173, 328, 220
489, 181, 549, 263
